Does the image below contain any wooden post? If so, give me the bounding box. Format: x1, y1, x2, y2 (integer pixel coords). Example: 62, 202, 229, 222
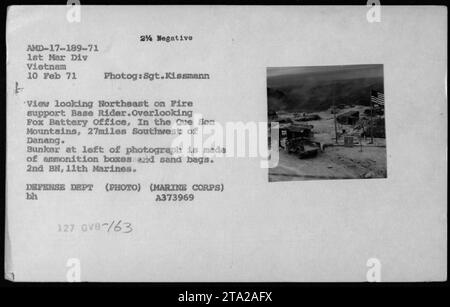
360, 122, 364, 152
333, 82, 338, 144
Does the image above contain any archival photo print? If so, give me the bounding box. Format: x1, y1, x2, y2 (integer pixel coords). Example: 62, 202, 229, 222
268, 64, 387, 182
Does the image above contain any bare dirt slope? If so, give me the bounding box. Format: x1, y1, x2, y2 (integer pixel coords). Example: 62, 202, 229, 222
269, 146, 387, 181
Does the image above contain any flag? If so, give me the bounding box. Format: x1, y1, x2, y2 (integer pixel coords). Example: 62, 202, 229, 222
371, 90, 384, 106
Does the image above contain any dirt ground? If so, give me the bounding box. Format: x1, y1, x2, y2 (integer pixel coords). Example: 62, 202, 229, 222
270, 105, 387, 181
269, 145, 387, 181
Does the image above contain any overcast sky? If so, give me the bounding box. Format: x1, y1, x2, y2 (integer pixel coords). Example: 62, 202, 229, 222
267, 64, 383, 79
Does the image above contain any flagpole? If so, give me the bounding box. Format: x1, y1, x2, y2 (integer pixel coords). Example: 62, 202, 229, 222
370, 90, 374, 144
333, 82, 338, 144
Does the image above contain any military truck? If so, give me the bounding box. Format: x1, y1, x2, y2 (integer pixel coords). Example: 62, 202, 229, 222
280, 124, 321, 159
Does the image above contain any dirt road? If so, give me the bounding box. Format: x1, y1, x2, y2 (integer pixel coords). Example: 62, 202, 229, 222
269, 145, 387, 181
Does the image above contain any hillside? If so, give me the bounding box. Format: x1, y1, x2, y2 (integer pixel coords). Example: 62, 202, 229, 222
267, 65, 384, 112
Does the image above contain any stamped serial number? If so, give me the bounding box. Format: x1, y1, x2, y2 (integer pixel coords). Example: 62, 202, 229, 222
57, 220, 133, 234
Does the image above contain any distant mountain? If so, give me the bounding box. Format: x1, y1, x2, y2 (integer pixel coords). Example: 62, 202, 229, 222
267, 88, 287, 113
267, 65, 384, 112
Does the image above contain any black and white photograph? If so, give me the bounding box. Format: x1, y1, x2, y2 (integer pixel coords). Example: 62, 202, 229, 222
268, 64, 387, 182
